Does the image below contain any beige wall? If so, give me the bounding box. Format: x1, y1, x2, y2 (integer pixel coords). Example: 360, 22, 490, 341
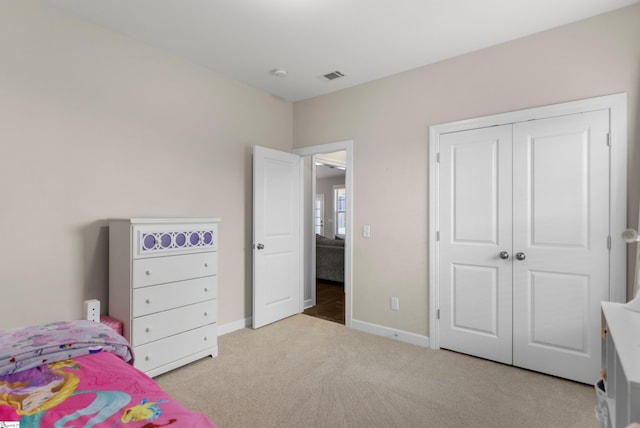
293, 4, 640, 336
0, 1, 293, 329
3, 1, 638, 339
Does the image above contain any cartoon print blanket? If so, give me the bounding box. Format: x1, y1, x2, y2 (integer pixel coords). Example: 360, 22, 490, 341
0, 321, 215, 427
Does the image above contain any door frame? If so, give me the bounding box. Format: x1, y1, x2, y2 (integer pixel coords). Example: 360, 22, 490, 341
428, 93, 628, 350
294, 140, 354, 328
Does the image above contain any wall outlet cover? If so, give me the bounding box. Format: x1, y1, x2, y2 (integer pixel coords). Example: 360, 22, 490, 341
84, 299, 100, 322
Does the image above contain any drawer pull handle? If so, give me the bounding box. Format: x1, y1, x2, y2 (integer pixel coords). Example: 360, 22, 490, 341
145, 355, 151, 361
204, 336, 208, 341
204, 312, 208, 316
204, 288, 208, 292
145, 327, 151, 333
204, 263, 209, 268
145, 298, 152, 304
145, 270, 152, 276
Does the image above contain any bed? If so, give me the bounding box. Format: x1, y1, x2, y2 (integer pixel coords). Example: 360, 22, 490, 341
0, 320, 215, 427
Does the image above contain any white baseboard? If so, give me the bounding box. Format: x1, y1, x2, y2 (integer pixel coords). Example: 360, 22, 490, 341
218, 316, 429, 349
350, 318, 429, 348
218, 317, 252, 336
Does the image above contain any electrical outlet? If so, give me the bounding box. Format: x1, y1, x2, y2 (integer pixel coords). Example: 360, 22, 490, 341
391, 296, 399, 311
84, 299, 100, 322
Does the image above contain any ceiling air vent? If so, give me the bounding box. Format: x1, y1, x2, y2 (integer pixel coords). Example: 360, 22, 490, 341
323, 70, 345, 81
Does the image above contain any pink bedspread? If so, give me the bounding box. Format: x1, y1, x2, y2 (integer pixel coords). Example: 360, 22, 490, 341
0, 320, 215, 427
0, 352, 214, 427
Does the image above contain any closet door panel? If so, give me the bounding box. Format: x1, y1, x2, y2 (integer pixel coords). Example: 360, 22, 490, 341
523, 126, 590, 247
527, 271, 589, 352
438, 125, 513, 365
512, 110, 610, 384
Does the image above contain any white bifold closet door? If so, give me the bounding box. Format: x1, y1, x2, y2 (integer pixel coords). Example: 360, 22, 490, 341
438, 110, 610, 384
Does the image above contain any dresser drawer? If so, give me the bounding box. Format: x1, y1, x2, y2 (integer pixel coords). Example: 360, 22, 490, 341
132, 276, 217, 317
132, 252, 217, 288
133, 324, 217, 373
132, 300, 216, 346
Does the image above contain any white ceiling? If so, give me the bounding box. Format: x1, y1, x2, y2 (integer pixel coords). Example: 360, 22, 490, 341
40, 0, 639, 102
316, 163, 345, 179
316, 151, 346, 178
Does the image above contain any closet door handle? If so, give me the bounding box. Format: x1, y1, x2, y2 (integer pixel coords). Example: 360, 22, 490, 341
515, 252, 526, 261
499, 251, 509, 260
256, 243, 265, 250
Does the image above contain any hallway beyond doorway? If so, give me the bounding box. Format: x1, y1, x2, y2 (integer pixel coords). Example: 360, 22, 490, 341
303, 280, 344, 324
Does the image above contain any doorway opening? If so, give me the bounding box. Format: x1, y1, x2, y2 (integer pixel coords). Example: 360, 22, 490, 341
303, 152, 346, 324
304, 150, 347, 324
293, 141, 353, 328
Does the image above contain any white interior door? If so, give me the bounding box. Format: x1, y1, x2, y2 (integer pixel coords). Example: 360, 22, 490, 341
512, 110, 610, 384
252, 145, 302, 329
438, 124, 514, 365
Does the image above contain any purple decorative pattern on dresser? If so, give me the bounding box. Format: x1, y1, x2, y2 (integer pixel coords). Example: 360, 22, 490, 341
189, 232, 200, 245
140, 229, 216, 252
175, 232, 186, 246
143, 234, 156, 250
160, 233, 171, 248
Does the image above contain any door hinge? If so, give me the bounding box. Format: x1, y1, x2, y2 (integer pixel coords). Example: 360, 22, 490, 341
436, 308, 440, 320
606, 133, 611, 146
436, 230, 440, 241
607, 235, 611, 250
436, 152, 440, 163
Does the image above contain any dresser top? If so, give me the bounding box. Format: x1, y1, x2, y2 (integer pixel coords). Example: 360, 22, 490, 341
110, 218, 221, 225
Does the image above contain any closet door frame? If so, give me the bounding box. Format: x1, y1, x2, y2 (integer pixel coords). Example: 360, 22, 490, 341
428, 92, 627, 350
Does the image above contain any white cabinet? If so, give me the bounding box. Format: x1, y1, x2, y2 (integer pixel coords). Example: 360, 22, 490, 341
600, 302, 640, 427
109, 218, 220, 377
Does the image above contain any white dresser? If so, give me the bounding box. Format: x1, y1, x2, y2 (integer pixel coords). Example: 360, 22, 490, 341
108, 218, 220, 377
599, 302, 640, 427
